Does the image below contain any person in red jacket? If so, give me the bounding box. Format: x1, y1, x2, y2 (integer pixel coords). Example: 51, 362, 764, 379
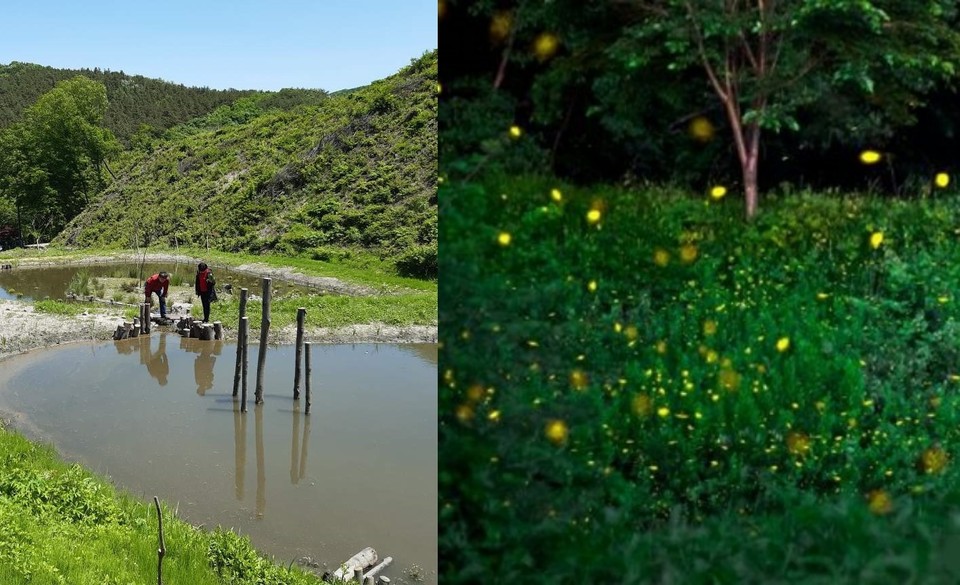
144, 271, 170, 319
195, 262, 216, 323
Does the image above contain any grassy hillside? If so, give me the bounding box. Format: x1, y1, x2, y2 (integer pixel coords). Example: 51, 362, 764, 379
56, 51, 438, 278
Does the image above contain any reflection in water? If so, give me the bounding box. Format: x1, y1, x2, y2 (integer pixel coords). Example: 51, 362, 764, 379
0, 342, 438, 584
181, 338, 223, 395
256, 403, 265, 519
233, 397, 246, 501
141, 334, 170, 387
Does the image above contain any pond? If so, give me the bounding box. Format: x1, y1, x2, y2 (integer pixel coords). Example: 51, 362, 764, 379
0, 262, 323, 301
0, 337, 438, 584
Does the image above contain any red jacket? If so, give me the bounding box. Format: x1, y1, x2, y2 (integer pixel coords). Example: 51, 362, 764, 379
196, 268, 212, 294
145, 274, 169, 296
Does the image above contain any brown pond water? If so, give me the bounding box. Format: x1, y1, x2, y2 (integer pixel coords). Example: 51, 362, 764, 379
0, 336, 437, 584
0, 262, 321, 301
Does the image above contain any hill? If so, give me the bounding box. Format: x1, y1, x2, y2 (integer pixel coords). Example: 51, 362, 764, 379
55, 51, 438, 278
0, 62, 263, 143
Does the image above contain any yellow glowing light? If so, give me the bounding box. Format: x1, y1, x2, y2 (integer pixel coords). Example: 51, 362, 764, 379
679, 244, 698, 264
705, 350, 719, 364
570, 369, 589, 391
936, 173, 950, 188
490, 11, 513, 42
488, 410, 501, 422
710, 185, 727, 199
497, 232, 512, 246
688, 116, 715, 142
776, 337, 791, 352
860, 150, 881, 164
466, 384, 484, 402
632, 394, 653, 417
533, 32, 560, 61
870, 231, 884, 249
655, 340, 668, 354
657, 407, 670, 418
624, 325, 639, 341
786, 431, 811, 456
653, 248, 670, 267
703, 319, 718, 336
920, 447, 948, 474
587, 280, 597, 293
545, 419, 568, 444
586, 209, 602, 224
508, 125, 522, 139
867, 490, 893, 515
550, 188, 563, 202
456, 404, 474, 423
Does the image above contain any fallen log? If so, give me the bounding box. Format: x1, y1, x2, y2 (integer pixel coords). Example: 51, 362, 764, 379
332, 547, 377, 581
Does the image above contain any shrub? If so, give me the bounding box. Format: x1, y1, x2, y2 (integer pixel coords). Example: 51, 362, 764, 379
395, 243, 437, 279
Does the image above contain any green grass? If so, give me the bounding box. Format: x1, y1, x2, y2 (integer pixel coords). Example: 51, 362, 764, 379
33, 300, 104, 316
0, 421, 328, 584
207, 291, 437, 330
440, 174, 960, 583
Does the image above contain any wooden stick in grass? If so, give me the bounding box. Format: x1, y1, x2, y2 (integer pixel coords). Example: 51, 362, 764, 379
153, 496, 165, 585
255, 278, 271, 404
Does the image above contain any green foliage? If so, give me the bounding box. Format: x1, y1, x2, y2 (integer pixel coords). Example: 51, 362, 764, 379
0, 423, 329, 584
440, 174, 960, 582
0, 61, 258, 144
54, 51, 438, 278
0, 76, 120, 240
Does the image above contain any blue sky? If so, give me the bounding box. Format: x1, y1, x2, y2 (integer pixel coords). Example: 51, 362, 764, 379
2, 1, 436, 91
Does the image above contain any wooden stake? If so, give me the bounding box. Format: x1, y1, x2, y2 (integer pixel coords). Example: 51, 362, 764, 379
364, 557, 393, 582
145, 303, 151, 334
213, 321, 223, 340
255, 278, 272, 404
304, 341, 312, 415
293, 307, 306, 399
153, 496, 165, 585
233, 288, 248, 397
240, 317, 249, 412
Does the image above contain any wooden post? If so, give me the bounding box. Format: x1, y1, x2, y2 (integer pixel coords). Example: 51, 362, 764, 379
240, 317, 249, 412
232, 288, 248, 397
144, 303, 151, 334
130, 319, 140, 338
213, 321, 223, 340
364, 557, 393, 581
293, 307, 306, 399
304, 341, 312, 415
255, 278, 272, 404
364, 577, 375, 585
354, 567, 364, 582
379, 577, 391, 584
153, 496, 165, 585
140, 304, 147, 334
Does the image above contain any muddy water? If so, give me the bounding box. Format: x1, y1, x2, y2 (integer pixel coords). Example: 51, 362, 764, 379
0, 262, 320, 301
0, 337, 437, 583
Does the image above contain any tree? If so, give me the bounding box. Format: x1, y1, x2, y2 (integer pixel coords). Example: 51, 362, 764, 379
458, 0, 960, 218
0, 76, 119, 240
611, 0, 960, 218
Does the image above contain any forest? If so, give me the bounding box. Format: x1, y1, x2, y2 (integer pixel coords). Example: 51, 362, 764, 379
440, 1, 960, 583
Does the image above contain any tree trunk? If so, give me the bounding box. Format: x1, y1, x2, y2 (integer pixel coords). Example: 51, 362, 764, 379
740, 124, 760, 221
741, 123, 761, 220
